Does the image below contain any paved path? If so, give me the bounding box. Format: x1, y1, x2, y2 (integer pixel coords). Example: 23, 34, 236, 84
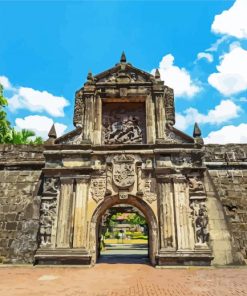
0, 265, 247, 296
99, 243, 148, 264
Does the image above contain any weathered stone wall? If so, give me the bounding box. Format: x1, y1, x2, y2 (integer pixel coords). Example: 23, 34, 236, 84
0, 144, 247, 265
205, 144, 247, 264
0, 145, 44, 263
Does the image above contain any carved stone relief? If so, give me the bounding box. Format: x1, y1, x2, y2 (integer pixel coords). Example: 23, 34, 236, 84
190, 200, 209, 245
39, 197, 58, 248
43, 178, 59, 195
102, 103, 146, 144
73, 91, 84, 127
90, 176, 106, 203
188, 176, 204, 193
171, 153, 192, 167
143, 173, 157, 204
60, 133, 82, 145
112, 155, 135, 189
165, 87, 175, 126
164, 130, 186, 144
119, 192, 129, 199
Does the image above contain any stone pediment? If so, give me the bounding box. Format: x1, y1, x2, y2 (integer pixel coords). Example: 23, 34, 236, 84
94, 63, 155, 84
164, 126, 195, 144
53, 126, 195, 145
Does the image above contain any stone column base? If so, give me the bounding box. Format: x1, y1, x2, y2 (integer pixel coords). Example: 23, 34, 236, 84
34, 248, 91, 265
156, 249, 213, 266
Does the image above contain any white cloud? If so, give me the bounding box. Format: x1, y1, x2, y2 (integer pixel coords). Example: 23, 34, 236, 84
15, 115, 67, 139
175, 99, 241, 131
0, 75, 69, 117
197, 52, 214, 63
208, 45, 247, 96
0, 76, 13, 90
206, 36, 229, 52
204, 123, 247, 144
152, 54, 200, 98
211, 0, 247, 39
8, 87, 69, 117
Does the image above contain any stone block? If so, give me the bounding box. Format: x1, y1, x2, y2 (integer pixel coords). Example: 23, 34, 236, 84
3, 205, 9, 212
6, 222, 17, 231
5, 213, 16, 222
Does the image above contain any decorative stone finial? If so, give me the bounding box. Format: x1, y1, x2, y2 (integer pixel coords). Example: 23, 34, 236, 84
120, 51, 126, 63
193, 122, 204, 145
87, 70, 94, 82
46, 124, 57, 144
155, 69, 160, 80
193, 122, 201, 138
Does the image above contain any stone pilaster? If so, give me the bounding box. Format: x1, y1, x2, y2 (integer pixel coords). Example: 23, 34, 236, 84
158, 176, 176, 250
94, 94, 102, 145
73, 176, 90, 248
154, 93, 165, 141
173, 176, 194, 251
136, 164, 143, 195
56, 178, 74, 248
146, 93, 156, 144
83, 94, 95, 143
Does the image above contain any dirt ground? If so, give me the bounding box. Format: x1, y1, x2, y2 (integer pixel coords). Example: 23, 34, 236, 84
0, 264, 247, 296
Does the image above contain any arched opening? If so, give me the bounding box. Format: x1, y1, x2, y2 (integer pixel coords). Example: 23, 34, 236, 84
90, 195, 158, 266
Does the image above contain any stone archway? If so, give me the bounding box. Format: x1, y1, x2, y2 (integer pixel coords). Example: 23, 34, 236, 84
90, 195, 158, 266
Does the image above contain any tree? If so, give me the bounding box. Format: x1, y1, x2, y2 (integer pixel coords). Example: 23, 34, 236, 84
7, 129, 43, 144
0, 84, 43, 144
0, 84, 11, 143
126, 213, 146, 226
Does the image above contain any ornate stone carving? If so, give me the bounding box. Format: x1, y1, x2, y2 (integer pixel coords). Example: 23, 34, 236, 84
143, 173, 157, 204
190, 201, 209, 245
60, 133, 82, 144
73, 91, 84, 127
119, 192, 128, 199
188, 176, 204, 193
102, 103, 145, 144
165, 130, 186, 144
171, 154, 192, 167
112, 155, 135, 189
90, 176, 106, 203
104, 116, 143, 144
43, 178, 59, 195
39, 198, 57, 247
165, 86, 175, 126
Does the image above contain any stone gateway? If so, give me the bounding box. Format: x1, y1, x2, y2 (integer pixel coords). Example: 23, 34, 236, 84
0, 53, 247, 266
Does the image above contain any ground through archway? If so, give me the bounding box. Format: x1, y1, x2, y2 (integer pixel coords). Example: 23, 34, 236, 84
98, 204, 149, 264
91, 195, 158, 266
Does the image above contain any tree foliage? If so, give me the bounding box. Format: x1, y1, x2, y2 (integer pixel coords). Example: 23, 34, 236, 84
0, 84, 43, 144
0, 84, 11, 143
126, 213, 146, 226
6, 129, 43, 144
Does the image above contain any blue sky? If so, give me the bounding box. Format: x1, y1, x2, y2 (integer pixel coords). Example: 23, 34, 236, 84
0, 0, 247, 143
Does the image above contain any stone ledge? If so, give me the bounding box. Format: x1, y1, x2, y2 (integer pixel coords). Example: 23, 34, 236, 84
34, 248, 91, 265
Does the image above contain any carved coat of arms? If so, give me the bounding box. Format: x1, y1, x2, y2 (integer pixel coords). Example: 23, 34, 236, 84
90, 177, 106, 203
112, 155, 135, 189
